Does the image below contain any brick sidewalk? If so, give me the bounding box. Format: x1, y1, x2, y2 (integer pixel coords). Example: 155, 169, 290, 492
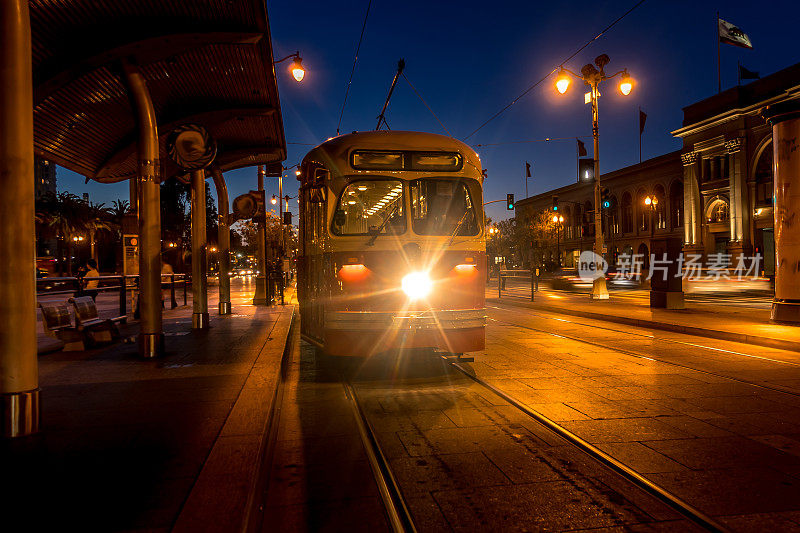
488, 287, 800, 352
3, 284, 295, 531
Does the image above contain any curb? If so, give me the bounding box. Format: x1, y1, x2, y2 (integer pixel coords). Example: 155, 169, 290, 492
487, 297, 800, 354
172, 306, 296, 533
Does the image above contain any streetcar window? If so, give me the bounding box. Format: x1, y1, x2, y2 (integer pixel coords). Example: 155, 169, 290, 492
410, 179, 478, 236
332, 180, 405, 235
351, 151, 403, 170
409, 152, 462, 171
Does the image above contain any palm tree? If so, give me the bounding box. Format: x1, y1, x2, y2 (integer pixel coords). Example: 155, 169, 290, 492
37, 192, 85, 275
84, 202, 114, 265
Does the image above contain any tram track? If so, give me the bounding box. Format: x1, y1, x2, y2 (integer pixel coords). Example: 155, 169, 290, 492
343, 380, 418, 533
342, 347, 729, 532
487, 303, 800, 400
443, 356, 729, 532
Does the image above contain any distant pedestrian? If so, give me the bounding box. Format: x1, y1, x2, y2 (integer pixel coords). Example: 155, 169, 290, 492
82, 258, 100, 301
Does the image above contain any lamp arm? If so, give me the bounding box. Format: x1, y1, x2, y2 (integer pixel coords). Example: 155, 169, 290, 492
559, 66, 583, 80
602, 69, 627, 81
274, 51, 299, 65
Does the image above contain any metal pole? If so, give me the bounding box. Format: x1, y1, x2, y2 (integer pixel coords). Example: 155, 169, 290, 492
253, 165, 268, 305
190, 170, 209, 329
119, 276, 127, 316
716, 12, 721, 94
183, 273, 187, 305
530, 267, 535, 302
122, 61, 164, 357
170, 273, 177, 309
0, 0, 39, 437
210, 168, 231, 314
591, 82, 609, 299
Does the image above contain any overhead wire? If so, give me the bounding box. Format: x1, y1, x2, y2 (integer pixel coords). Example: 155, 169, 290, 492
402, 73, 452, 137
336, 0, 373, 136
461, 0, 647, 142
473, 136, 590, 147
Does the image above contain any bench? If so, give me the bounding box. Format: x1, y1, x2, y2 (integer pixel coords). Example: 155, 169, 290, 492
69, 296, 126, 344
39, 302, 86, 351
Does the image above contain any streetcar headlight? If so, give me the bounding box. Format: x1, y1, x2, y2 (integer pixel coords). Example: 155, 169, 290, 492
401, 272, 432, 300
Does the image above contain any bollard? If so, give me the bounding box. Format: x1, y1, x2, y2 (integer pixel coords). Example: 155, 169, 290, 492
170, 273, 177, 309
530, 268, 535, 302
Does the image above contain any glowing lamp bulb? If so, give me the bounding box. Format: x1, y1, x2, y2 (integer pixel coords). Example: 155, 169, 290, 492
401, 271, 432, 300
271, 195, 277, 205
644, 196, 652, 206
291, 57, 305, 82
556, 72, 570, 94
619, 74, 633, 96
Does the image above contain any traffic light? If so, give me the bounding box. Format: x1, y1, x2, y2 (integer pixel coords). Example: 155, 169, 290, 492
578, 158, 594, 182
552, 195, 559, 211
600, 187, 612, 209
506, 194, 514, 210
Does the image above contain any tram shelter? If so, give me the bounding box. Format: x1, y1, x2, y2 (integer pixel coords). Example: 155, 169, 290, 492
1, 0, 286, 437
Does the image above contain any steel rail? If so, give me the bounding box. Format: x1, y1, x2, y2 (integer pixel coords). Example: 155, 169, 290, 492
342, 381, 417, 533
487, 304, 800, 399
446, 358, 729, 533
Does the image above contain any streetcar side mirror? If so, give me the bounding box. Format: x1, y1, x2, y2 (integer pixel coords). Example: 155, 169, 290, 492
333, 209, 346, 227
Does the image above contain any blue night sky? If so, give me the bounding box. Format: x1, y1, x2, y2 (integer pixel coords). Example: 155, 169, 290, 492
57, 0, 800, 223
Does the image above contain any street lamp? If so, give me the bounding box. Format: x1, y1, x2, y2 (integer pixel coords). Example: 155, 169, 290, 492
274, 51, 305, 82
555, 54, 634, 300
644, 194, 659, 238
552, 214, 564, 267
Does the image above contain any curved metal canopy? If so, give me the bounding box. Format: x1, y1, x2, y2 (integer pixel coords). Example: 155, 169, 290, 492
30, 0, 286, 182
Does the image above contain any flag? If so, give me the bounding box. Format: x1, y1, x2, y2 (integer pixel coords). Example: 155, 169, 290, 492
639, 109, 647, 135
739, 64, 760, 80
719, 18, 752, 49
525, 161, 531, 178
576, 138, 587, 157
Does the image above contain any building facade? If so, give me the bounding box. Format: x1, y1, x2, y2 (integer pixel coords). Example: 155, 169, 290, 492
673, 63, 800, 275
514, 62, 800, 275
34, 156, 56, 199
516, 152, 683, 271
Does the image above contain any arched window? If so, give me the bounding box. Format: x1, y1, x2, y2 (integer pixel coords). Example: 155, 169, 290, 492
609, 195, 619, 235
653, 184, 667, 230
669, 181, 683, 229
637, 188, 648, 232
621, 192, 633, 233
708, 199, 729, 223
754, 143, 773, 207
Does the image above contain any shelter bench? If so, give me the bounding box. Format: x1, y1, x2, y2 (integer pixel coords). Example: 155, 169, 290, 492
39, 302, 85, 351
69, 296, 126, 345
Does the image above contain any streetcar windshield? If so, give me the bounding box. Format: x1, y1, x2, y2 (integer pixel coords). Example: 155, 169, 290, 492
332, 180, 405, 236
410, 179, 479, 236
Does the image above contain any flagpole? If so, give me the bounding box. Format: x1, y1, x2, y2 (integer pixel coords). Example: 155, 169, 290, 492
638, 106, 642, 164
717, 12, 721, 93
525, 162, 528, 198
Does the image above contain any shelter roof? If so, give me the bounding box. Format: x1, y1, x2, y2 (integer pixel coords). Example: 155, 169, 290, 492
30, 0, 286, 182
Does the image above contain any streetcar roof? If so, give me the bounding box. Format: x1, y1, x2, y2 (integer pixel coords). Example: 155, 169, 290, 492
300, 131, 483, 182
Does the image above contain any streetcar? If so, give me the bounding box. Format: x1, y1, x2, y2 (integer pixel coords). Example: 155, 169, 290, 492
296, 131, 486, 357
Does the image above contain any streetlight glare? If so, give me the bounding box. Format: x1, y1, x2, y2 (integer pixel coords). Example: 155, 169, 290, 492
556, 71, 570, 94
619, 73, 633, 95
291, 57, 305, 82
644, 196, 652, 206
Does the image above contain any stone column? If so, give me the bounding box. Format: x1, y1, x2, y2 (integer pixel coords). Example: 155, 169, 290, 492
726, 138, 747, 261
681, 152, 703, 255
190, 170, 209, 329
763, 101, 800, 324
0, 0, 39, 437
